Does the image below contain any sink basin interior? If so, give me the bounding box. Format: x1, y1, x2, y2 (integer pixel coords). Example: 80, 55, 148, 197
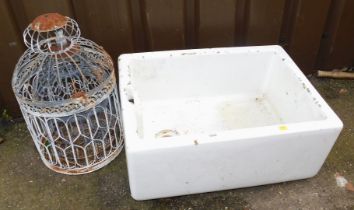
123, 48, 327, 139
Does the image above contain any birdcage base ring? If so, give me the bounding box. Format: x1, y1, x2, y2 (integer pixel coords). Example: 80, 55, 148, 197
41, 145, 123, 175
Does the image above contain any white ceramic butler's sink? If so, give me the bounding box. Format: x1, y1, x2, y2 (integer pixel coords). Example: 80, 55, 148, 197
118, 45, 343, 200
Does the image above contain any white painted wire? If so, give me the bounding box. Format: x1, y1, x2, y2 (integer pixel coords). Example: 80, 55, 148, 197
13, 15, 123, 174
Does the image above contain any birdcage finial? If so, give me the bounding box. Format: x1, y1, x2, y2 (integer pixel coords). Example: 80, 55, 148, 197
23, 13, 81, 54
31, 13, 68, 32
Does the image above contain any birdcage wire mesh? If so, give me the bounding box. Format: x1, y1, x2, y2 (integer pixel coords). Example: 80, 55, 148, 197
12, 13, 123, 175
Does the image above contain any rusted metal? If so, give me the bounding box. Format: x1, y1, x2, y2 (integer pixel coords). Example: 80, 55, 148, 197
12, 14, 124, 175
31, 13, 68, 32
44, 146, 122, 175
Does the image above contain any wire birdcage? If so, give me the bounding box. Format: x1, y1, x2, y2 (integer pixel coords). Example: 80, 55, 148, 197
12, 13, 124, 175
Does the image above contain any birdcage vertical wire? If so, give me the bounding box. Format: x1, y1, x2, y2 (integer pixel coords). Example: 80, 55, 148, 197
12, 13, 124, 175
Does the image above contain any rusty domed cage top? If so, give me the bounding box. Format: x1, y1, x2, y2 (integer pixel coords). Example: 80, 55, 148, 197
12, 13, 116, 117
